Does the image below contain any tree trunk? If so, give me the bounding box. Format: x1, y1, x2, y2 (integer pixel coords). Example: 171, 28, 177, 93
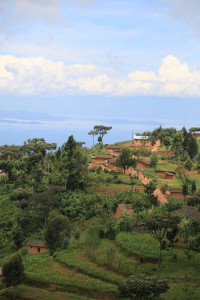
13, 286, 16, 300
158, 241, 162, 270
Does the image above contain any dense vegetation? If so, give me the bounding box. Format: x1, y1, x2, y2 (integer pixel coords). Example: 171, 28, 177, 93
0, 126, 200, 299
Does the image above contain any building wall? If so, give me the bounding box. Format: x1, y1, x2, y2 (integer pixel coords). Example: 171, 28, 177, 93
170, 193, 184, 200
28, 246, 47, 254
137, 161, 150, 169
165, 173, 174, 180
114, 207, 122, 219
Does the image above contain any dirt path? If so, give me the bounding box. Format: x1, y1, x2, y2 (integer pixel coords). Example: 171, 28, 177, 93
153, 188, 168, 204
151, 140, 161, 152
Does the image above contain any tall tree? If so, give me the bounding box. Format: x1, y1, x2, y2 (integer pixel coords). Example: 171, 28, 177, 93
116, 147, 136, 173
146, 208, 180, 269
60, 135, 88, 191
93, 125, 112, 143
44, 210, 70, 256
88, 129, 98, 147
2, 253, 25, 299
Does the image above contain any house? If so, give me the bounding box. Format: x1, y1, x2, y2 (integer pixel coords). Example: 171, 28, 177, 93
91, 155, 113, 165
133, 135, 150, 142
192, 131, 200, 138
28, 241, 47, 254
164, 172, 175, 180
155, 170, 175, 180
105, 144, 121, 153
168, 188, 184, 199
176, 207, 200, 223
114, 204, 133, 219
137, 159, 151, 169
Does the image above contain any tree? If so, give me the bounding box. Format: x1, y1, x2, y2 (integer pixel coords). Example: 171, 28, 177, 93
146, 208, 180, 268
93, 125, 112, 144
44, 210, 70, 256
2, 253, 25, 299
144, 181, 158, 206
162, 136, 172, 149
88, 129, 98, 147
187, 191, 200, 210
179, 217, 194, 244
182, 183, 189, 201
183, 132, 198, 159
185, 159, 193, 172
60, 135, 88, 191
13, 229, 25, 250
172, 132, 184, 156
116, 147, 136, 173
150, 153, 158, 169
118, 275, 169, 299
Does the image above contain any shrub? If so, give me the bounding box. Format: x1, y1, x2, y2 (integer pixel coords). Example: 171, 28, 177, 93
118, 275, 169, 299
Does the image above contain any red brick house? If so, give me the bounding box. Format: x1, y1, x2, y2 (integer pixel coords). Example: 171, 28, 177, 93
164, 172, 175, 180
91, 155, 113, 165
28, 242, 47, 254
137, 159, 151, 169
105, 144, 121, 153
114, 204, 133, 219
168, 188, 184, 199
155, 170, 175, 180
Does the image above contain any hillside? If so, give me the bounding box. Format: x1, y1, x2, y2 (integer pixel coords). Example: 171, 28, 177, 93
0, 128, 200, 299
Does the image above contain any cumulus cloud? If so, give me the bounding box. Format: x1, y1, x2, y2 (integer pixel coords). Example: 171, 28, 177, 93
166, 0, 200, 35
0, 54, 200, 96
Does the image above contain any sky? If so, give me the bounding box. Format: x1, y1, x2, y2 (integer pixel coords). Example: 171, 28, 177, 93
0, 0, 200, 146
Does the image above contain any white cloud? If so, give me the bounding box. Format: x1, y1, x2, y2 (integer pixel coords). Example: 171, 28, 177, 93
0, 54, 200, 96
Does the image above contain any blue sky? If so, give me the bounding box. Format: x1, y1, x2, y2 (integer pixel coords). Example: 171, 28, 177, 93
0, 0, 200, 146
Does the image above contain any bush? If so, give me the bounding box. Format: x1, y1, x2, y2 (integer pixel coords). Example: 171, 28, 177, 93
118, 275, 169, 299
74, 231, 81, 240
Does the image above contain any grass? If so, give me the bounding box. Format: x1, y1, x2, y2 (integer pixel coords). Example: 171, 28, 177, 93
156, 159, 177, 172
56, 248, 124, 284
116, 231, 160, 261
23, 253, 117, 297
0, 284, 95, 300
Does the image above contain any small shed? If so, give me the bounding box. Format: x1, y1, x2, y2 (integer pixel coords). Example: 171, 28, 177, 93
28, 241, 47, 254
164, 172, 175, 180
137, 159, 151, 169
168, 188, 184, 199
114, 204, 133, 219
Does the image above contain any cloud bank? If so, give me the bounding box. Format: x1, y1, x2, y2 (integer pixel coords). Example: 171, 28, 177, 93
0, 54, 200, 96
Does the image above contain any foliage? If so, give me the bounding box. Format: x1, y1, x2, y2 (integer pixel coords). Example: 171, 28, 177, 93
60, 135, 88, 191
150, 153, 158, 169
116, 147, 136, 173
13, 229, 25, 250
118, 275, 169, 299
187, 191, 200, 210
162, 136, 172, 149
44, 210, 71, 255
3, 253, 25, 299
144, 180, 158, 206
146, 207, 180, 267
93, 125, 112, 143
